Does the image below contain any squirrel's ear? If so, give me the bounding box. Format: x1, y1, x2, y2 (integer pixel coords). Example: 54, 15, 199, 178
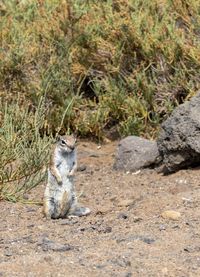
56, 135, 61, 142
73, 133, 78, 143
72, 131, 78, 139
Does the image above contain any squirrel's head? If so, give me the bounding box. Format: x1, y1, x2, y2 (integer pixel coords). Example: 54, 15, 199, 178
56, 134, 77, 154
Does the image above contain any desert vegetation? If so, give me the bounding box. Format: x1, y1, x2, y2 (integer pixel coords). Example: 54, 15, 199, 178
0, 0, 200, 200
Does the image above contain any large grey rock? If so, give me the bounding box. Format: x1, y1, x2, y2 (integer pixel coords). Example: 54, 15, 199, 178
113, 136, 160, 172
157, 92, 200, 174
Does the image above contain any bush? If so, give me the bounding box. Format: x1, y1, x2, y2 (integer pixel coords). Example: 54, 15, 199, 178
0, 0, 200, 140
1, 0, 200, 201
0, 98, 52, 202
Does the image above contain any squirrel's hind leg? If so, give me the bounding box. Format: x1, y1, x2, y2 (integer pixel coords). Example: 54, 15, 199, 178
60, 191, 71, 218
43, 197, 55, 219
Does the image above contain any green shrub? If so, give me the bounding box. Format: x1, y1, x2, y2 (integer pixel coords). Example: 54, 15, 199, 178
0, 98, 52, 202
0, 0, 200, 140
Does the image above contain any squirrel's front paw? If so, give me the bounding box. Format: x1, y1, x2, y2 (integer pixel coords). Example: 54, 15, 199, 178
68, 172, 74, 177
57, 176, 62, 185
68, 170, 75, 177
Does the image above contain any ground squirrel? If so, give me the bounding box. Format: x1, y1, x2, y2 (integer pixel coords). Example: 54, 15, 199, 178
43, 134, 90, 219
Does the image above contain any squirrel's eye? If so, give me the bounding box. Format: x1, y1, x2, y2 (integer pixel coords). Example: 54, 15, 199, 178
61, 140, 66, 145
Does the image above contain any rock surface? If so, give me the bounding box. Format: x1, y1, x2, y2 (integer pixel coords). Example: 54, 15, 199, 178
37, 237, 74, 252
113, 136, 160, 172
157, 92, 200, 174
161, 210, 181, 221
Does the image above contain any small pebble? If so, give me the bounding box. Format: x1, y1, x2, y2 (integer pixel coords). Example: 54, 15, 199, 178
117, 213, 128, 219
38, 237, 74, 252
77, 165, 87, 172
161, 267, 168, 274
132, 170, 141, 175
26, 207, 36, 213
182, 197, 192, 204
23, 194, 29, 200
161, 210, 181, 221
4, 251, 12, 257
104, 226, 112, 233
125, 273, 132, 277
159, 224, 166, 231
171, 224, 180, 229
59, 219, 78, 225
141, 237, 156, 244
133, 217, 142, 223
117, 199, 134, 207
95, 207, 111, 215
27, 224, 35, 228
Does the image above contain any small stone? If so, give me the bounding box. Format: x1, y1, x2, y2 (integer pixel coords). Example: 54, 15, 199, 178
133, 217, 142, 223
104, 226, 112, 233
161, 268, 168, 274
132, 170, 141, 175
27, 224, 35, 228
44, 256, 53, 262
51, 244, 73, 252
109, 257, 131, 268
171, 224, 180, 229
95, 207, 111, 215
117, 199, 134, 207
182, 197, 192, 203
176, 179, 187, 184
161, 210, 181, 221
37, 225, 45, 230
116, 238, 126, 244
89, 153, 99, 158
95, 264, 106, 269
59, 219, 78, 225
159, 224, 166, 231
26, 207, 36, 213
25, 236, 35, 243
117, 213, 128, 219
23, 194, 29, 200
183, 246, 200, 253
141, 237, 156, 244
79, 227, 86, 232
38, 237, 74, 252
125, 273, 132, 277
77, 165, 87, 172
4, 251, 12, 257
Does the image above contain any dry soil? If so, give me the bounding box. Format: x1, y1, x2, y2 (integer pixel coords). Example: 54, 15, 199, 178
0, 141, 200, 277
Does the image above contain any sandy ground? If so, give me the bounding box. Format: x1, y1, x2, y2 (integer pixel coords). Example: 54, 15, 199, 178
0, 141, 200, 277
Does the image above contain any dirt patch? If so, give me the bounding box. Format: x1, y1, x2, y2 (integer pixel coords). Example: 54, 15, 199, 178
0, 141, 200, 276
